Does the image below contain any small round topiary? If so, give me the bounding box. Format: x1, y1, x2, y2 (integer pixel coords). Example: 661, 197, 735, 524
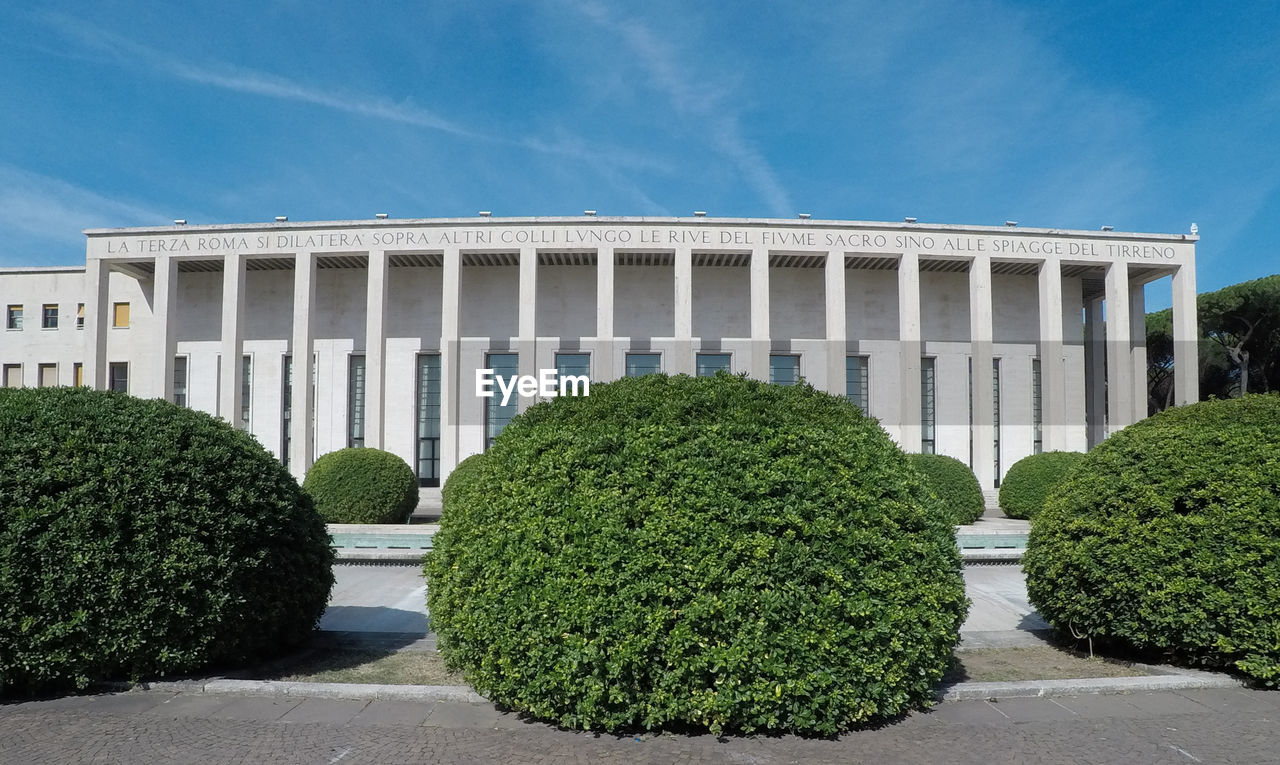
303, 447, 418, 524
907, 453, 986, 525
1024, 395, 1280, 683
0, 387, 334, 695
426, 374, 968, 735
998, 451, 1086, 519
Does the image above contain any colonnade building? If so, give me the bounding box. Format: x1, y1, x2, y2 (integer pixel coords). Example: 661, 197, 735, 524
0, 216, 1199, 491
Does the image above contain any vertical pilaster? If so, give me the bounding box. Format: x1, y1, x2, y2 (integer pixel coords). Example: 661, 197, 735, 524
673, 246, 693, 375
969, 256, 995, 488
154, 254, 178, 401
219, 252, 246, 426
517, 247, 537, 411
898, 251, 922, 452
1105, 262, 1132, 435
84, 258, 109, 389
596, 247, 615, 381
365, 249, 389, 448
439, 247, 461, 476
749, 248, 770, 380
1172, 264, 1199, 405
1037, 258, 1065, 450
1129, 280, 1147, 422
290, 251, 317, 481
825, 250, 846, 397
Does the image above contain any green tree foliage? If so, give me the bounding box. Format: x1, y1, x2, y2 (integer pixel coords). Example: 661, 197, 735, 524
907, 453, 986, 525
425, 374, 968, 735
1024, 395, 1280, 683
997, 451, 1086, 520
0, 387, 334, 695
303, 448, 419, 524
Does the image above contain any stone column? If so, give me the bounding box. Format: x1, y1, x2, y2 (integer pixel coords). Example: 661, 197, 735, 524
596, 247, 616, 381
1084, 297, 1106, 448
364, 249, 389, 448
1036, 258, 1065, 451
1104, 261, 1132, 435
1129, 280, 1147, 422
898, 251, 922, 452
154, 254, 178, 401
219, 252, 246, 426
439, 247, 462, 476
969, 256, 995, 488
290, 251, 317, 481
673, 246, 694, 375
84, 258, 110, 389
1172, 263, 1199, 405
825, 250, 846, 397
749, 247, 770, 380
517, 247, 537, 411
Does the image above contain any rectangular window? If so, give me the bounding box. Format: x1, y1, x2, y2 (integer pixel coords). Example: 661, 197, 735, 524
993, 358, 1002, 482
695, 353, 732, 377
38, 363, 57, 388
240, 355, 253, 430
554, 352, 591, 396
416, 354, 442, 486
112, 302, 130, 328
485, 352, 519, 449
76, 303, 84, 329
846, 355, 869, 413
282, 355, 292, 465
6, 305, 22, 330
3, 364, 21, 388
73, 362, 83, 387
41, 304, 58, 329
348, 354, 365, 448
1032, 358, 1043, 455
769, 354, 800, 386
108, 362, 128, 393
921, 357, 937, 454
625, 352, 661, 377
173, 356, 188, 407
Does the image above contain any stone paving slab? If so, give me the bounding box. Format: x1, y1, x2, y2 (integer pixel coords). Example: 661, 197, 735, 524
279, 697, 370, 725
206, 695, 302, 722
347, 699, 436, 727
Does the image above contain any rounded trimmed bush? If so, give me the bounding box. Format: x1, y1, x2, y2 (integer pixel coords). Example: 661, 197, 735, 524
1024, 395, 1280, 683
426, 374, 967, 735
998, 451, 1086, 519
0, 387, 334, 695
907, 453, 985, 525
303, 447, 418, 524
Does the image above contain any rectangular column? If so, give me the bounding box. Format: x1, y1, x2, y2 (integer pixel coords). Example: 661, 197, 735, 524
1105, 261, 1133, 434
969, 256, 995, 488
595, 247, 616, 381
154, 254, 178, 401
364, 249, 389, 448
517, 247, 537, 411
219, 252, 246, 426
290, 251, 317, 480
1084, 297, 1106, 447
749, 247, 770, 380
1037, 258, 1065, 451
1129, 280, 1147, 422
439, 247, 462, 476
825, 250, 846, 397
1172, 264, 1198, 405
84, 258, 110, 389
672, 246, 693, 375
898, 251, 922, 452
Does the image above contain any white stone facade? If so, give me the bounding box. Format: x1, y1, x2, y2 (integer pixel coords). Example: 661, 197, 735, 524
0, 216, 1199, 489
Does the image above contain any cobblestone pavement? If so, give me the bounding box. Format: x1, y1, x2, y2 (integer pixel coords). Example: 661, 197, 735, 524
2, 687, 1278, 764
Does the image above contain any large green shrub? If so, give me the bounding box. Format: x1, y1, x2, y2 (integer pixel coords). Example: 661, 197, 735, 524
0, 387, 334, 695
426, 374, 967, 735
1024, 395, 1280, 683
907, 453, 985, 525
304, 447, 418, 524
998, 451, 1086, 519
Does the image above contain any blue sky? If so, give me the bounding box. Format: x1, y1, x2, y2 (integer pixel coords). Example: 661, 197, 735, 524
1, 1, 1277, 308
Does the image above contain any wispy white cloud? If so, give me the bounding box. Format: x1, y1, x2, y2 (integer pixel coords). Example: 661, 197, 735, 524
571, 1, 793, 217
